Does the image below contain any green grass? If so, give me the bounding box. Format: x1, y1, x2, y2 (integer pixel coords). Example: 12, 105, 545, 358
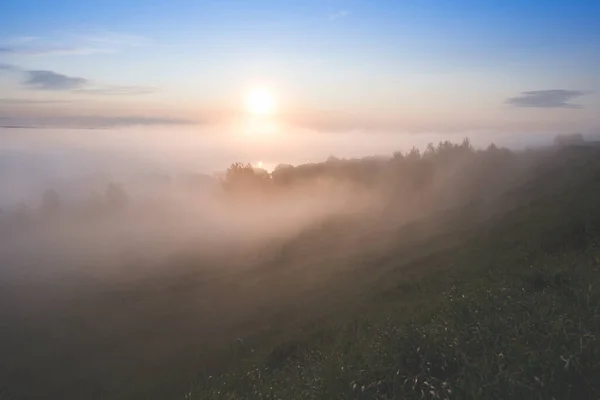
3, 147, 600, 399
190, 150, 600, 399
193, 243, 600, 400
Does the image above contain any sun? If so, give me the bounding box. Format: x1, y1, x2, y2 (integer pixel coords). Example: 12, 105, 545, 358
245, 88, 276, 115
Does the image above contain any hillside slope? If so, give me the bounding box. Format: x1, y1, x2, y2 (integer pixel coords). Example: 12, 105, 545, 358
192, 147, 600, 399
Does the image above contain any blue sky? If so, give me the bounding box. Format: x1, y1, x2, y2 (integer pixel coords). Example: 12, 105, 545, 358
1, 0, 599, 134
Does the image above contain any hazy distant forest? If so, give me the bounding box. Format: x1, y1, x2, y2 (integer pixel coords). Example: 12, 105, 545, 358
0, 137, 547, 225
2, 137, 514, 244
2, 133, 600, 400
0, 134, 588, 226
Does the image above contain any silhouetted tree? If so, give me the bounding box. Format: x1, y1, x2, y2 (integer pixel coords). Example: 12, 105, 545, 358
406, 146, 421, 161
554, 133, 585, 147
218, 137, 514, 207
272, 164, 295, 186
392, 151, 404, 161
424, 142, 437, 158
223, 162, 271, 192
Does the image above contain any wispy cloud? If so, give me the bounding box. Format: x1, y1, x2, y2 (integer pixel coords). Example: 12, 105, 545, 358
75, 86, 158, 95
0, 98, 71, 104
0, 33, 149, 57
24, 70, 87, 90
0, 63, 20, 71
79, 33, 150, 48
329, 10, 351, 20
0, 63, 156, 95
0, 45, 111, 56
506, 90, 590, 109
0, 115, 194, 129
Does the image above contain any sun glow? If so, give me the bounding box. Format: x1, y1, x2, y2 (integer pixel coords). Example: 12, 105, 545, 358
245, 88, 276, 115
240, 118, 281, 136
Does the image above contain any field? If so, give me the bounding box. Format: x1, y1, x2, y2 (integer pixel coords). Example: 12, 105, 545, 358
192, 146, 600, 399
1, 144, 600, 399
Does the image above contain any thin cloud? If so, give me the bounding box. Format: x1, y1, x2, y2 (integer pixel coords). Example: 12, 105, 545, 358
0, 63, 20, 71
329, 10, 351, 20
0, 115, 195, 129
80, 33, 150, 48
24, 70, 88, 90
0, 45, 111, 56
84, 116, 194, 128
75, 85, 158, 95
0, 33, 149, 56
0, 63, 155, 95
0, 98, 71, 104
506, 90, 589, 109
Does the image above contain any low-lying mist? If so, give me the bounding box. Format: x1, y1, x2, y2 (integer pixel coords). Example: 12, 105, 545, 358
0, 131, 590, 399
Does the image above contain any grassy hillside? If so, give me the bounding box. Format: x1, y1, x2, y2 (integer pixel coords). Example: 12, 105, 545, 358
2, 146, 600, 400
191, 147, 600, 399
